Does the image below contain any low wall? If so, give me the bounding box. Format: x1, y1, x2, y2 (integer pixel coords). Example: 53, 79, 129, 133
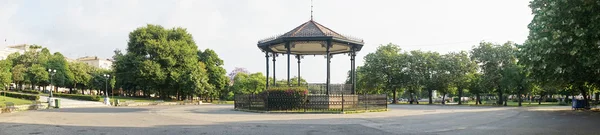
1, 103, 49, 114
236, 94, 387, 112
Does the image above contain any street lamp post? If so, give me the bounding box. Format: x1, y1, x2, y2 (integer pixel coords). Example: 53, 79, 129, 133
48, 69, 56, 107
103, 74, 111, 105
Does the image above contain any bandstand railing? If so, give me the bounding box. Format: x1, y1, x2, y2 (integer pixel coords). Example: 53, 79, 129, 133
234, 93, 387, 113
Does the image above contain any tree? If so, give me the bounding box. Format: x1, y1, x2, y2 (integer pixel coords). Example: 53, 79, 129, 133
113, 50, 140, 96
346, 66, 384, 95
443, 51, 477, 105
198, 49, 228, 99
69, 62, 92, 94
468, 73, 485, 105
471, 41, 517, 105
114, 24, 208, 100
520, 0, 600, 107
231, 72, 266, 94
228, 67, 249, 85
408, 50, 441, 104
47, 52, 74, 92
0, 60, 12, 90
12, 64, 27, 90
362, 43, 408, 104
27, 64, 49, 90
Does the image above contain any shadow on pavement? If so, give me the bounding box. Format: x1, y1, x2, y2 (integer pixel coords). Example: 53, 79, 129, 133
0, 122, 393, 135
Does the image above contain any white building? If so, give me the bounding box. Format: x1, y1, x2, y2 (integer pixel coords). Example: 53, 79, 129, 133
0, 44, 30, 60
76, 56, 113, 70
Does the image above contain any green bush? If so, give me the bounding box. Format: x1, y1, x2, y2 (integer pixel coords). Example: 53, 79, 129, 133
264, 87, 308, 110
0, 91, 40, 100
264, 87, 308, 95
19, 90, 41, 95
53, 93, 101, 101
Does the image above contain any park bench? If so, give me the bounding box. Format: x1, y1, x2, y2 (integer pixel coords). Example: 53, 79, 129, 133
3, 102, 16, 113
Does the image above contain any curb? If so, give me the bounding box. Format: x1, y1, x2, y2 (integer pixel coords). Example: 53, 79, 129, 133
0, 103, 50, 114
233, 108, 389, 114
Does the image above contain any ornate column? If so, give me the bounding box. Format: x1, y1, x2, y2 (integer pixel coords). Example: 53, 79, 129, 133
351, 47, 356, 94
296, 55, 302, 86
272, 52, 277, 86
326, 40, 332, 95
286, 42, 291, 86
265, 52, 270, 88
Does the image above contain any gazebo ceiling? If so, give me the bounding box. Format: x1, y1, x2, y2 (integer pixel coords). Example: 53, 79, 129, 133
257, 20, 364, 55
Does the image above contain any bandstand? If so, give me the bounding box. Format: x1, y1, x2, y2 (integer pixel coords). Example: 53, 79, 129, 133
257, 18, 364, 95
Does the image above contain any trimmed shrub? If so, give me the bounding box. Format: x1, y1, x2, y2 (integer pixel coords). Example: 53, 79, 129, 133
0, 91, 40, 100
264, 87, 309, 95
19, 90, 41, 95
263, 87, 308, 110
53, 93, 101, 101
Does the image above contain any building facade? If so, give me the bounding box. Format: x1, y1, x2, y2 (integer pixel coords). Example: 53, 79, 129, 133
76, 56, 113, 70
0, 44, 30, 60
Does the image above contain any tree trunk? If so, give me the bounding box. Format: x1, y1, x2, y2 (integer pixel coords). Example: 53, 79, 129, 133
538, 94, 543, 105
441, 94, 446, 105
518, 92, 522, 107
503, 96, 507, 106
476, 93, 481, 105
458, 87, 463, 105
428, 88, 433, 104
392, 88, 397, 104
595, 92, 599, 102
409, 92, 414, 104
498, 89, 503, 105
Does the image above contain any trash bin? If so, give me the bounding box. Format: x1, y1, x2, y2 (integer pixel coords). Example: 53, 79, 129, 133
115, 99, 120, 106
54, 99, 60, 108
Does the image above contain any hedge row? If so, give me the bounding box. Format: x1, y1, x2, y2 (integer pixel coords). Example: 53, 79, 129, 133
0, 91, 40, 101
53, 93, 101, 101
263, 87, 308, 110
19, 90, 41, 95
264, 87, 308, 95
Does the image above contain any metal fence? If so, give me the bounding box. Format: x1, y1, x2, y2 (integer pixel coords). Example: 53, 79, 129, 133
234, 94, 387, 113
306, 83, 352, 95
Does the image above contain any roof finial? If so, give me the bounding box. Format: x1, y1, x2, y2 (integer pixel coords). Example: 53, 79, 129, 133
310, 0, 313, 20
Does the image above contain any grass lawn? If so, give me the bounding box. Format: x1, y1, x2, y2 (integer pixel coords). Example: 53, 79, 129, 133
463, 101, 562, 107
389, 100, 564, 107
0, 96, 34, 108
206, 100, 234, 104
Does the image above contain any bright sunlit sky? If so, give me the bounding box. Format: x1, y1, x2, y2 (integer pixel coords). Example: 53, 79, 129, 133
0, 0, 533, 83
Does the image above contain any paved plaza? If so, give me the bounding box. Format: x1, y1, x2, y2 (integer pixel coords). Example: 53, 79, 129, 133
0, 105, 598, 135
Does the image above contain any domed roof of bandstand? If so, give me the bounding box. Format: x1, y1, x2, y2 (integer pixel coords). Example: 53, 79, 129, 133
257, 20, 364, 55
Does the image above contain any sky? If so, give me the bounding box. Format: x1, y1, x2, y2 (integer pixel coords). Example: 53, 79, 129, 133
0, 0, 533, 83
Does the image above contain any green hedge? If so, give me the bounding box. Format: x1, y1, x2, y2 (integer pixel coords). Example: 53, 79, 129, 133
263, 87, 308, 110
0, 91, 40, 101
19, 90, 41, 95
53, 93, 101, 101
264, 87, 308, 95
